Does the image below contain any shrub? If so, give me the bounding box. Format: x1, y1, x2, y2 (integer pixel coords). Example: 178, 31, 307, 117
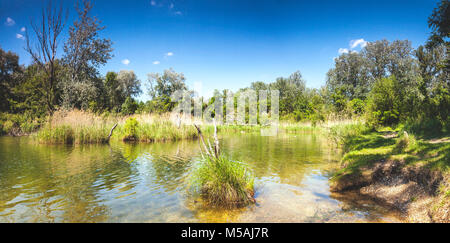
2, 120, 14, 134
366, 76, 400, 127
122, 117, 139, 141
347, 98, 365, 115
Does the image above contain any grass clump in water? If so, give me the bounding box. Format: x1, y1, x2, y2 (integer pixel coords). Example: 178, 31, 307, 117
189, 121, 255, 208
190, 155, 255, 208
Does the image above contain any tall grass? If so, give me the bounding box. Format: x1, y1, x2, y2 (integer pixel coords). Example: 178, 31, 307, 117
35, 110, 114, 144
35, 110, 203, 144
190, 155, 255, 208
189, 122, 255, 208
327, 122, 372, 150
112, 118, 199, 142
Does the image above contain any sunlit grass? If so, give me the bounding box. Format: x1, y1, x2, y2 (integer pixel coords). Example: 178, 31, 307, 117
189, 155, 255, 208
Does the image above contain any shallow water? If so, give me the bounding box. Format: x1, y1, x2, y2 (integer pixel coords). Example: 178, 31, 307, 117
0, 133, 403, 222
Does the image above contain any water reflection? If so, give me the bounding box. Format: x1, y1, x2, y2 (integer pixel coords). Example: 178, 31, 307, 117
0, 133, 402, 223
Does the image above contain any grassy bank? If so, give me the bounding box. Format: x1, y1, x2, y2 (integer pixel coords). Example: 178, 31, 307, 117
329, 124, 449, 222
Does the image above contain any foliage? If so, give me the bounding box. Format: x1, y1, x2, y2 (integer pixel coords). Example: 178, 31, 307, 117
148, 68, 187, 99
366, 76, 400, 127
121, 97, 139, 115
146, 69, 188, 113
122, 117, 139, 140
0, 48, 21, 112
61, 0, 113, 110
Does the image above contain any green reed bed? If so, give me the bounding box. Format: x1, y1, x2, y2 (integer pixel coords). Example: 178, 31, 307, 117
112, 117, 200, 142
36, 124, 111, 144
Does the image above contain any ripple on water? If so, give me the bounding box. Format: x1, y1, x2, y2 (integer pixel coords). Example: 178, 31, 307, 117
0, 135, 404, 222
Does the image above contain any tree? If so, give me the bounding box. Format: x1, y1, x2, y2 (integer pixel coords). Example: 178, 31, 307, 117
0, 48, 22, 112
366, 76, 400, 127
104, 70, 141, 112
427, 0, 449, 48
326, 52, 371, 101
25, 0, 67, 113
117, 70, 141, 99
121, 97, 138, 115
146, 68, 188, 113
270, 70, 306, 114
10, 63, 61, 117
61, 0, 113, 109
147, 68, 187, 98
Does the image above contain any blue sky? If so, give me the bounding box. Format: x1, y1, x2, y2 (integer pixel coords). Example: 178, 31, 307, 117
0, 0, 440, 100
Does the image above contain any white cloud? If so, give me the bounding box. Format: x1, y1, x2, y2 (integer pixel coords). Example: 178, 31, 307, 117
16, 33, 25, 40
338, 48, 349, 54
121, 59, 130, 65
174, 11, 182, 16
169, 3, 174, 9
150, 0, 156, 6
153, 61, 160, 65
5, 17, 15, 26
20, 27, 26, 32
350, 38, 367, 49
166, 52, 174, 57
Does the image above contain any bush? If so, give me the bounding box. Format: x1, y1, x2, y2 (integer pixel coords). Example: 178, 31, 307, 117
366, 76, 400, 127
347, 98, 365, 115
122, 117, 139, 141
2, 120, 14, 134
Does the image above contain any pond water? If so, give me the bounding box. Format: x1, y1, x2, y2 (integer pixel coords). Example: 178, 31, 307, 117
0, 133, 403, 222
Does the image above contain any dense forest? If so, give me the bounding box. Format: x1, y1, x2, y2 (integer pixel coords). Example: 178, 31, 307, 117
0, 0, 448, 136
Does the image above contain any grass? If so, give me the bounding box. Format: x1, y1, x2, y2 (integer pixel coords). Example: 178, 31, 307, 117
330, 124, 450, 181
35, 110, 205, 144
189, 155, 255, 208
112, 119, 199, 142
35, 110, 115, 144
188, 123, 255, 208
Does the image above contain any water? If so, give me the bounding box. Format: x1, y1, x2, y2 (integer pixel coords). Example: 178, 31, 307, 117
0, 133, 403, 222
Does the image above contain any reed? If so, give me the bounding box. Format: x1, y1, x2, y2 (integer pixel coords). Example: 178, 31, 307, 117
35, 110, 114, 144
189, 121, 255, 208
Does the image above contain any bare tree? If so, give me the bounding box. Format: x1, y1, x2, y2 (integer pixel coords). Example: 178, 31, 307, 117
25, 0, 67, 113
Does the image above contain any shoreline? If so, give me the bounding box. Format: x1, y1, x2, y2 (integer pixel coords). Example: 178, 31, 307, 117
330, 130, 449, 222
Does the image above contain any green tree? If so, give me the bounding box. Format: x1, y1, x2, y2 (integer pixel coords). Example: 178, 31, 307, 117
366, 76, 400, 127
326, 52, 371, 101
146, 68, 187, 113
0, 48, 22, 112
121, 97, 138, 115
270, 71, 306, 115
61, 0, 113, 110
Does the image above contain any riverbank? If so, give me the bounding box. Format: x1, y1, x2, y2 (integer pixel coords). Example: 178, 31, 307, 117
329, 126, 449, 222
1, 110, 351, 144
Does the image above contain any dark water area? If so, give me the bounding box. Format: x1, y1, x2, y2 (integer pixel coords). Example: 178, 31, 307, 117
0, 133, 403, 222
